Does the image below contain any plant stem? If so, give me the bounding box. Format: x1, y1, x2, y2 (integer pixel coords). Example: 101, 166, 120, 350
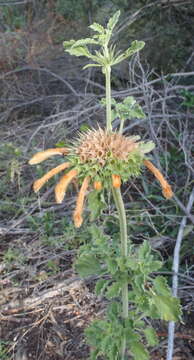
112, 187, 128, 360
119, 118, 124, 134
105, 65, 112, 132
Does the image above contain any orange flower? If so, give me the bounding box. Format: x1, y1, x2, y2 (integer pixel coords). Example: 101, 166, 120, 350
112, 174, 121, 188
33, 162, 70, 192
29, 148, 69, 164
94, 180, 102, 191
144, 160, 173, 199
55, 169, 78, 204
73, 176, 90, 228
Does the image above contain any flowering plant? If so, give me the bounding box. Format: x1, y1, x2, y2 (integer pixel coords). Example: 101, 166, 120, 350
29, 11, 181, 360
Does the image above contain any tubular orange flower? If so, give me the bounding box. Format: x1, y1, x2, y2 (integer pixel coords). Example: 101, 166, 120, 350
33, 162, 71, 193
112, 174, 121, 188
73, 176, 90, 228
144, 160, 173, 199
94, 180, 102, 191
29, 148, 69, 165
55, 169, 78, 204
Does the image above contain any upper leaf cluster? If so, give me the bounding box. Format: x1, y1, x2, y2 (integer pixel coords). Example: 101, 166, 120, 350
63, 10, 145, 70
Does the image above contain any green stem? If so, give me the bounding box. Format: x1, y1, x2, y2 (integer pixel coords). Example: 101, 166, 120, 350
112, 187, 128, 360
119, 118, 124, 134
105, 65, 112, 132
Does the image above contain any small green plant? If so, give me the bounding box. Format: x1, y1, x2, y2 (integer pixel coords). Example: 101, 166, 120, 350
0, 340, 9, 360
29, 11, 181, 360
181, 89, 194, 109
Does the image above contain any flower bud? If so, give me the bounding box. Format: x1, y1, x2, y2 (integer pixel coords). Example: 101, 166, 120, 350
94, 181, 102, 191
112, 174, 121, 188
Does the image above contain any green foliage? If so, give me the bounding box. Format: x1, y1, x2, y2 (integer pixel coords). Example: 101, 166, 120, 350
75, 224, 181, 358
63, 11, 144, 72
0, 5, 26, 31
100, 95, 146, 132
181, 90, 194, 109
0, 341, 9, 360
62, 11, 182, 359
87, 190, 106, 221
3, 247, 25, 265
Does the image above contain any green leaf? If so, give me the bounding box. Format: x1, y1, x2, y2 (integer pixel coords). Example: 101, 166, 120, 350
138, 241, 151, 260
123, 96, 136, 106
79, 123, 91, 132
106, 282, 121, 299
88, 190, 106, 221
130, 341, 149, 360
106, 257, 118, 275
63, 39, 76, 49
152, 295, 181, 321
144, 327, 159, 346
89, 22, 105, 34
83, 63, 101, 70
153, 276, 171, 296
124, 40, 145, 57
139, 141, 155, 154
75, 254, 102, 277
147, 260, 162, 272
71, 38, 98, 47
95, 279, 109, 295
65, 46, 93, 58
107, 10, 121, 32
129, 104, 145, 119
113, 40, 145, 64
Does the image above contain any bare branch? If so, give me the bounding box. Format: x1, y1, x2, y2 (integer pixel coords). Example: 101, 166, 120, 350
167, 188, 194, 360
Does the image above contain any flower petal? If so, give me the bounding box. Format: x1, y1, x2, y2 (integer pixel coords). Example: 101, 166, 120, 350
73, 176, 90, 228
94, 180, 102, 191
55, 169, 78, 204
29, 148, 69, 165
112, 174, 121, 188
144, 160, 173, 199
33, 162, 71, 193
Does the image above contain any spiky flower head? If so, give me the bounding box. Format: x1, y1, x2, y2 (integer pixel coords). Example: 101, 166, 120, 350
29, 128, 173, 227
69, 128, 154, 186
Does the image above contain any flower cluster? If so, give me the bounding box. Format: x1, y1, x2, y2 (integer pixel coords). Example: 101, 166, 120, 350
29, 128, 173, 227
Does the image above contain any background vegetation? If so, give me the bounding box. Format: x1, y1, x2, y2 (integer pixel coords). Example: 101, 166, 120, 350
0, 1, 194, 359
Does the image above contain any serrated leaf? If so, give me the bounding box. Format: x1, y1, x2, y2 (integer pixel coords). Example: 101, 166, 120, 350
107, 10, 121, 31
106, 282, 121, 299
75, 254, 102, 277
106, 257, 118, 275
65, 46, 93, 58
95, 279, 109, 295
126, 257, 138, 270
148, 260, 162, 272
72, 38, 98, 47
139, 141, 155, 154
153, 276, 171, 296
138, 241, 151, 260
88, 190, 106, 221
129, 105, 145, 118
113, 40, 145, 64
152, 294, 181, 321
89, 22, 105, 34
124, 40, 145, 57
123, 96, 136, 106
63, 39, 76, 49
130, 341, 149, 360
144, 327, 159, 346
